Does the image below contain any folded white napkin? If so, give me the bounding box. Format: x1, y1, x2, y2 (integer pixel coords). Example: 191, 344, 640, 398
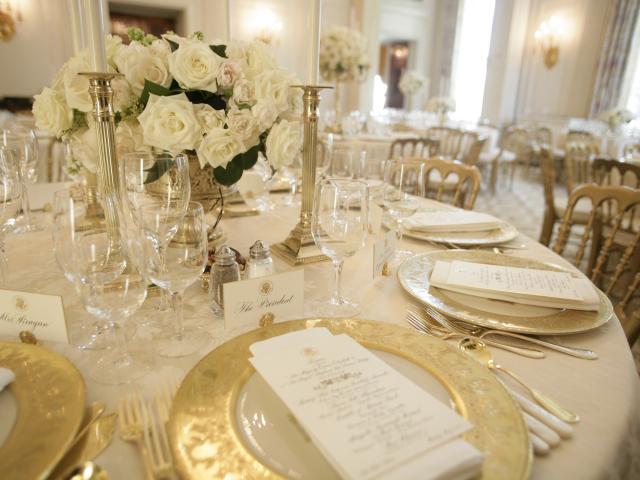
0, 367, 15, 392
404, 211, 503, 233
430, 260, 600, 311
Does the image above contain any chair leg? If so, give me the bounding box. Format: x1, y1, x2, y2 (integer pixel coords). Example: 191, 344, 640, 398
489, 159, 498, 195
586, 220, 603, 280
539, 210, 555, 246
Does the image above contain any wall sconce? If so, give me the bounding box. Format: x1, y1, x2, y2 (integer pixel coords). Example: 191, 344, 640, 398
391, 45, 409, 59
534, 15, 564, 69
0, 0, 23, 42
246, 7, 283, 46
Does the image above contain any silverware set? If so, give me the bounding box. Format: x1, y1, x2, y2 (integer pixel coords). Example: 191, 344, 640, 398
118, 380, 179, 480
406, 304, 587, 457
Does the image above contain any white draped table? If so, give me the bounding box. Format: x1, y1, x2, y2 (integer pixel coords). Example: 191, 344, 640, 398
3, 198, 640, 479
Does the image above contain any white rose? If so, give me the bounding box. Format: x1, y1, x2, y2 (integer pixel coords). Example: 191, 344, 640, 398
149, 38, 171, 61
138, 93, 202, 153
216, 59, 242, 90
230, 78, 254, 107
168, 39, 222, 92
105, 34, 123, 68
253, 70, 294, 114
115, 120, 149, 158
111, 77, 134, 112
115, 42, 172, 96
194, 103, 226, 131
227, 108, 259, 143
265, 119, 302, 169
251, 99, 279, 130
32, 87, 73, 137
70, 126, 99, 173
63, 54, 92, 112
243, 41, 277, 80
196, 127, 245, 169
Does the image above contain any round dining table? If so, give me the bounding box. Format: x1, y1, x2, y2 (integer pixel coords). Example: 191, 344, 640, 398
2, 193, 640, 480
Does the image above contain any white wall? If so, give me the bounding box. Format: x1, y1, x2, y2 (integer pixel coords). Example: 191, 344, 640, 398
0, 0, 74, 97
514, 0, 611, 122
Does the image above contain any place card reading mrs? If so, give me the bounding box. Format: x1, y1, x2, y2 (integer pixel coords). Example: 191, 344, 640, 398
0, 289, 68, 343
223, 270, 304, 329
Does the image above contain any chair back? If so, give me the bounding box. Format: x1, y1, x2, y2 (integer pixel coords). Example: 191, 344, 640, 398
532, 126, 552, 147
564, 142, 597, 194
412, 157, 481, 209
592, 158, 640, 189
540, 146, 556, 214
426, 127, 465, 159
460, 135, 487, 166
566, 130, 600, 153
552, 184, 640, 292
388, 137, 439, 160
502, 126, 532, 164
623, 142, 640, 160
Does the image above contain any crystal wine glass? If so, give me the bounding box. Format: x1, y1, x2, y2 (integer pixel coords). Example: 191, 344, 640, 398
120, 151, 191, 315
72, 197, 149, 384
383, 160, 425, 260
0, 147, 21, 283
141, 201, 210, 357
311, 179, 369, 317
1, 127, 41, 233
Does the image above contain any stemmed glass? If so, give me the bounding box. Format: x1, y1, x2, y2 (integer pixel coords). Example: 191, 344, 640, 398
1, 127, 41, 233
383, 160, 425, 260
141, 201, 210, 357
0, 147, 21, 283
120, 151, 191, 315
311, 179, 369, 317
72, 196, 149, 384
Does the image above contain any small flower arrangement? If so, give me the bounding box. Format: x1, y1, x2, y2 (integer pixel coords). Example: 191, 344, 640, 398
32, 28, 302, 186
398, 70, 426, 96
319, 26, 370, 83
426, 96, 456, 115
599, 108, 634, 132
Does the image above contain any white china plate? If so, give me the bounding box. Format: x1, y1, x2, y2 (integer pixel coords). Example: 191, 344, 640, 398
398, 250, 613, 335
399, 220, 519, 246
236, 349, 453, 479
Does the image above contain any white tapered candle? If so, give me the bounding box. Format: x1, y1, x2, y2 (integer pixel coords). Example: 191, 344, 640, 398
82, 0, 107, 72
306, 0, 321, 85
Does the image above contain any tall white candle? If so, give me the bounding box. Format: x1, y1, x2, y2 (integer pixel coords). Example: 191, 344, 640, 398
224, 0, 231, 41
70, 0, 86, 54
306, 0, 321, 85
82, 0, 107, 72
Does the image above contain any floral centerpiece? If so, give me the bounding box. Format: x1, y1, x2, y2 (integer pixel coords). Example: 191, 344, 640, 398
399, 70, 426, 111
599, 108, 634, 133
426, 96, 456, 125
319, 26, 369, 132
32, 28, 302, 188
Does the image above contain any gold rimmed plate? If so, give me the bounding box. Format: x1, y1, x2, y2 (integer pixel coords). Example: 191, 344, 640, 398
398, 250, 613, 335
169, 318, 531, 479
0, 342, 86, 480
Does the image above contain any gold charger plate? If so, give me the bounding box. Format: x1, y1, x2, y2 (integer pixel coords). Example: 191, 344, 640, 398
398, 250, 613, 335
169, 318, 531, 480
0, 342, 86, 480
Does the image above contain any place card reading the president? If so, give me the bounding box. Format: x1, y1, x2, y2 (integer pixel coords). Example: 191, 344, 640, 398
250, 330, 473, 480
223, 270, 304, 329
0, 289, 68, 343
373, 229, 396, 277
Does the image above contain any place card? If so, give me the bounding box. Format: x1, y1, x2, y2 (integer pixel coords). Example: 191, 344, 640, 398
250, 330, 475, 480
373, 229, 396, 277
0, 289, 68, 343
223, 270, 304, 329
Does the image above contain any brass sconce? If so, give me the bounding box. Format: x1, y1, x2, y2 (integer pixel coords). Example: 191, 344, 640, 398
534, 16, 564, 69
0, 0, 22, 42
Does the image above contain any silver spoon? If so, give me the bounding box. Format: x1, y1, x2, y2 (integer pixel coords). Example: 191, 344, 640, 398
459, 337, 580, 423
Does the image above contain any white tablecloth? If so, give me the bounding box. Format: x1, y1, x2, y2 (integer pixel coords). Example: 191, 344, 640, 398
2, 197, 640, 479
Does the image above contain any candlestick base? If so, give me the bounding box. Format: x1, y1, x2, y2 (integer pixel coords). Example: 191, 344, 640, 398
272, 84, 332, 266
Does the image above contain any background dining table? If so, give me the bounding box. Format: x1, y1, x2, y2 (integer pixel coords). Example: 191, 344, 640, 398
2, 192, 639, 480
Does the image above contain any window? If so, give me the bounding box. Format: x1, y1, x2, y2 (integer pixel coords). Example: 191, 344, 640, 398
450, 0, 496, 121
623, 14, 640, 115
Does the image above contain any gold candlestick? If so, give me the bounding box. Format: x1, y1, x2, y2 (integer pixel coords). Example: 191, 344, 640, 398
272, 85, 332, 265
80, 72, 122, 252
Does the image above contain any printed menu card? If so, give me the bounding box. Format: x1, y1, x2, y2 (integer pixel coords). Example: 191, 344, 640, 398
430, 260, 600, 311
250, 328, 483, 480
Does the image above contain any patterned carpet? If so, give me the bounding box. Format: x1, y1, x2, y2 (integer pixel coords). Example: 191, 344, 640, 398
474, 171, 640, 373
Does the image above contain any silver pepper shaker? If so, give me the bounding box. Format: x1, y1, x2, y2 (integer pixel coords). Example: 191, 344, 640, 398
246, 240, 274, 279
209, 245, 241, 317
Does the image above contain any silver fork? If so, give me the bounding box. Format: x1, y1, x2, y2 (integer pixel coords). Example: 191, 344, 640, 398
118, 393, 155, 480
142, 396, 177, 480
422, 305, 597, 360
407, 307, 546, 358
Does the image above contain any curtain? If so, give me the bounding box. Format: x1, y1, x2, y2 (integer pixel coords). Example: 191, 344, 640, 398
589, 0, 640, 116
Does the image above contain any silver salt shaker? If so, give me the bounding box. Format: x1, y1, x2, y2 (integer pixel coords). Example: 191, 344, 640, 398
246, 240, 274, 279
209, 245, 241, 317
